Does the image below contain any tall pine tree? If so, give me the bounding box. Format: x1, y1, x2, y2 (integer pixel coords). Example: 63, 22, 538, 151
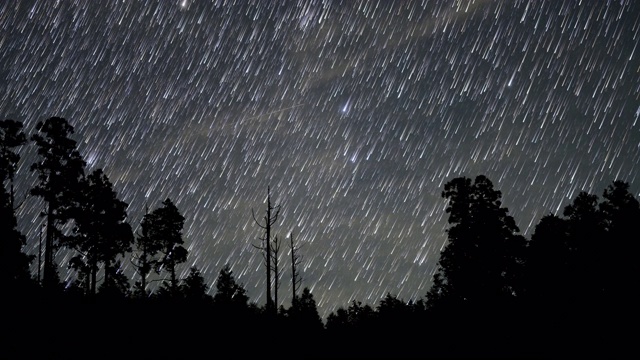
30, 117, 86, 290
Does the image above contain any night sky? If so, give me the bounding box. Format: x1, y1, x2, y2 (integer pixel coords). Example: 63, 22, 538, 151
2, 0, 639, 320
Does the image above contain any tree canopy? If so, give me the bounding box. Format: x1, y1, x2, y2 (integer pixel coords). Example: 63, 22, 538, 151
426, 175, 526, 310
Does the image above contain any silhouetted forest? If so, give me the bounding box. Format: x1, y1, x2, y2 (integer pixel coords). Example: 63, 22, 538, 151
2, 117, 638, 358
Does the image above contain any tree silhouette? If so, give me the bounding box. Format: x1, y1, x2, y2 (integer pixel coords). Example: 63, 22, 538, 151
97, 260, 131, 299
562, 191, 604, 306
69, 169, 133, 296
212, 263, 249, 310
271, 234, 283, 309
3, 113, 640, 360
521, 182, 640, 358
597, 180, 640, 353
427, 175, 526, 311
30, 117, 86, 290
325, 298, 377, 357
524, 213, 571, 308
326, 299, 375, 333
0, 119, 33, 290
376, 292, 411, 326
599, 180, 640, 302
151, 198, 188, 296
252, 186, 281, 315
67, 254, 91, 294
0, 119, 26, 209
525, 181, 640, 310
288, 287, 323, 332
180, 266, 212, 302
289, 231, 303, 306
131, 205, 161, 298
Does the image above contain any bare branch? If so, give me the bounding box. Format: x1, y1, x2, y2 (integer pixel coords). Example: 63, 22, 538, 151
251, 208, 268, 229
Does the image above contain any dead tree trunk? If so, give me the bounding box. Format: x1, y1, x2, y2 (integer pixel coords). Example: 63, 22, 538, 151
290, 231, 303, 306
271, 235, 284, 310
252, 186, 281, 315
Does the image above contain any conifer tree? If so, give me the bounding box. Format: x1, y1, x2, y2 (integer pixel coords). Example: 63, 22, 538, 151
213, 263, 249, 309
180, 266, 211, 302
289, 287, 323, 332
148, 198, 187, 296
30, 117, 86, 290
70, 168, 133, 296
427, 175, 526, 310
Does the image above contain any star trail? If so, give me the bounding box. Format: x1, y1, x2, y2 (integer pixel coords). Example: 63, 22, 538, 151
2, 0, 639, 320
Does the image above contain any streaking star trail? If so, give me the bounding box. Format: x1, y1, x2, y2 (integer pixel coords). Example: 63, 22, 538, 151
1, 0, 639, 320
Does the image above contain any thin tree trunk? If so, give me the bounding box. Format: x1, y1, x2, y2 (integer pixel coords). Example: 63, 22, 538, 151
170, 263, 177, 293
265, 191, 273, 313
44, 202, 54, 290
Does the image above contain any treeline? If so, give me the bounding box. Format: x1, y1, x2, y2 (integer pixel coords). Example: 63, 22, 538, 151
1, 117, 638, 358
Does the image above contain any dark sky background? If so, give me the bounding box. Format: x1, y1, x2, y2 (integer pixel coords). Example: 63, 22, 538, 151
2, 0, 639, 320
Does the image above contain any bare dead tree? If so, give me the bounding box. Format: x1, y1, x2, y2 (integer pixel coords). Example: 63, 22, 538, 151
271, 234, 285, 310
290, 231, 303, 306
252, 186, 281, 315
